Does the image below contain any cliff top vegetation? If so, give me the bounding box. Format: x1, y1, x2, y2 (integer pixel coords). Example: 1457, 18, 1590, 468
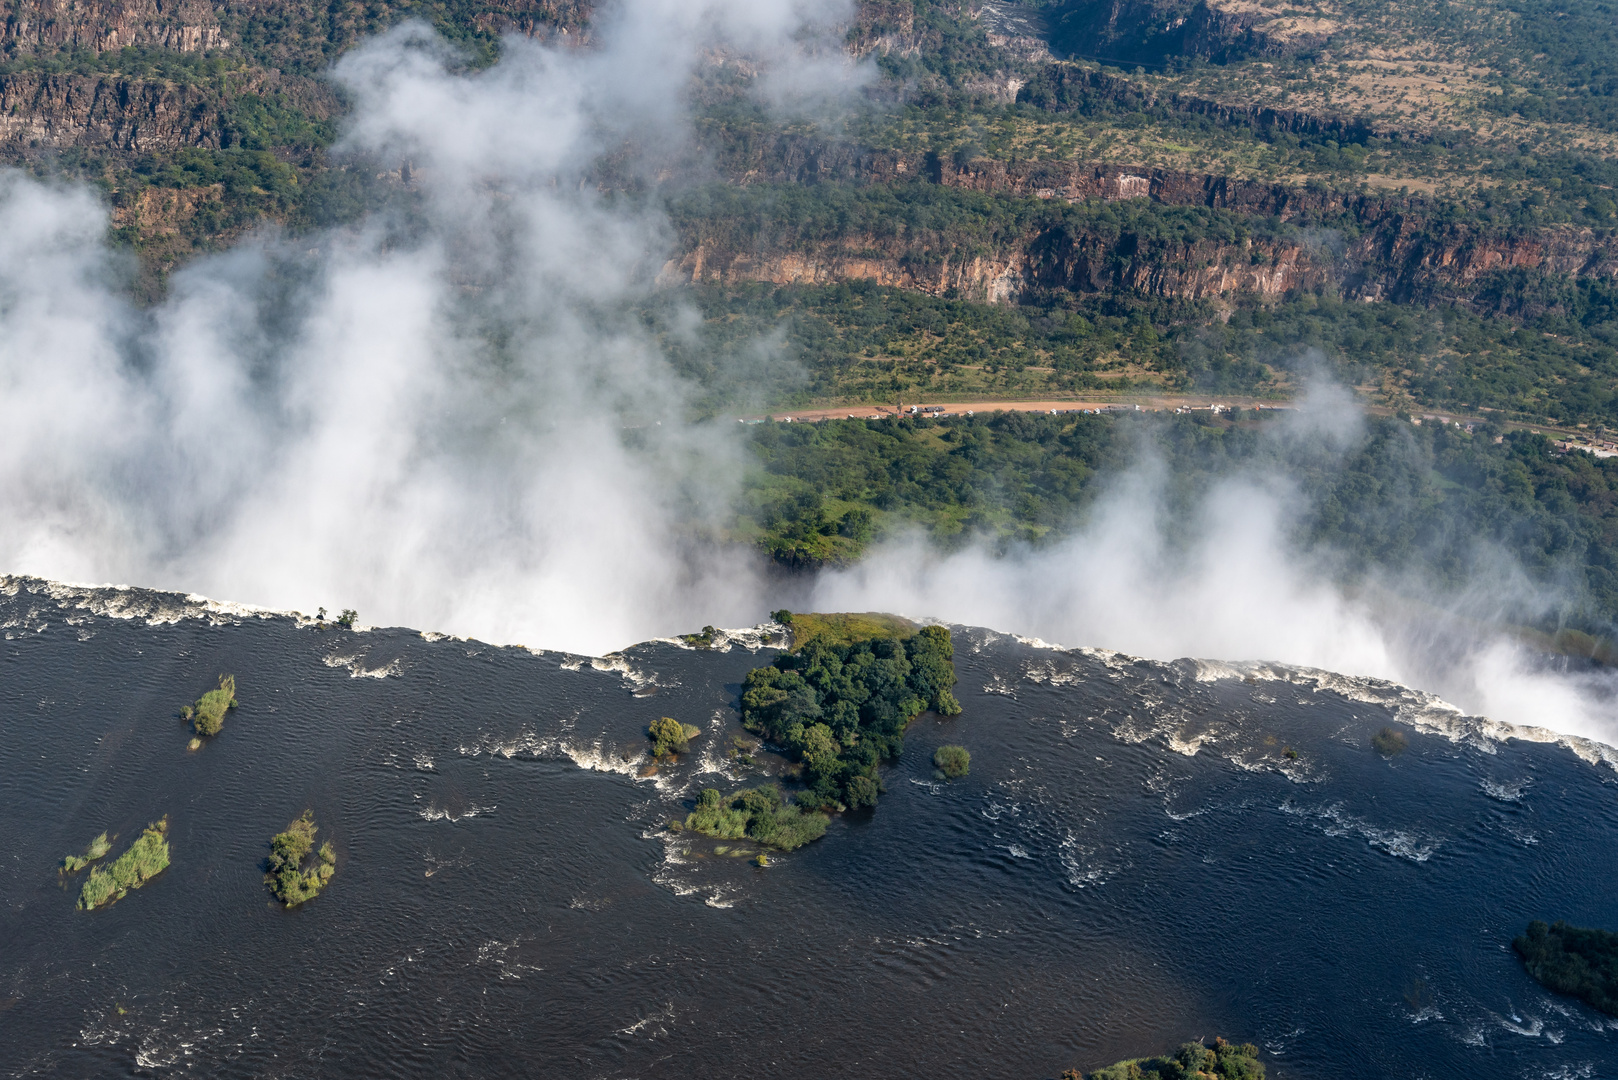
777, 610, 919, 652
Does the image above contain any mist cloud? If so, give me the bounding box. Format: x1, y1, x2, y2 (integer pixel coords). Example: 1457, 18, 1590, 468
0, 1, 1613, 746
0, 0, 860, 655
811, 396, 1618, 746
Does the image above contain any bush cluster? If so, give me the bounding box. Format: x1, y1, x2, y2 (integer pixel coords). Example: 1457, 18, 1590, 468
1514, 920, 1618, 1015
685, 785, 828, 851
1073, 1037, 1264, 1080
740, 624, 960, 811
79, 819, 170, 910
266, 810, 336, 907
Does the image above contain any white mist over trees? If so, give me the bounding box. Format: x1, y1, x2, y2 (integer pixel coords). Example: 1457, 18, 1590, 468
0, 0, 863, 654
0, 0, 1613, 746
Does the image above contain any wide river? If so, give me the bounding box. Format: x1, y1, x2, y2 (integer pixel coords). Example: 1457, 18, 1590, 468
2, 578, 1615, 1078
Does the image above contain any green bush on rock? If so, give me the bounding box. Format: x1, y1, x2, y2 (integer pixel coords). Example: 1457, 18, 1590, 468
649, 716, 702, 757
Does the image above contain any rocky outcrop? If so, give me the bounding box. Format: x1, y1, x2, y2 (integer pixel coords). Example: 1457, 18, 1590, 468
681, 127, 1618, 316
1, 0, 224, 57
661, 220, 1331, 307
0, 68, 335, 153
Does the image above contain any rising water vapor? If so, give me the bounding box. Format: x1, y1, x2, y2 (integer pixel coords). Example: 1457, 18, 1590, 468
0, 1, 1613, 746
0, 0, 859, 656
811, 389, 1618, 746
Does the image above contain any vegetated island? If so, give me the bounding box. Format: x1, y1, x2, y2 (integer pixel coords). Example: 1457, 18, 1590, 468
1514, 920, 1618, 1016
1066, 1037, 1265, 1080
680, 611, 963, 853
61, 831, 112, 874
740, 612, 961, 812
649, 716, 702, 758
78, 818, 170, 911
685, 785, 828, 852
266, 811, 337, 907
182, 674, 238, 747
933, 744, 970, 779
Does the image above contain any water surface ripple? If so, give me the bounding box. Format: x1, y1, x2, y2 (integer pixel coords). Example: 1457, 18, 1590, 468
2, 583, 1616, 1078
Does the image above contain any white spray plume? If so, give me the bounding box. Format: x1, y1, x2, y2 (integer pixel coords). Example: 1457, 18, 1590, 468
0, 3, 1613, 748
811, 390, 1618, 747
0, 0, 860, 656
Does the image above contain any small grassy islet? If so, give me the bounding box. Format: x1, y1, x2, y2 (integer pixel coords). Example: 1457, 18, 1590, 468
182, 674, 237, 741
78, 819, 170, 910
933, 744, 970, 779
266, 810, 336, 907
60, 831, 112, 874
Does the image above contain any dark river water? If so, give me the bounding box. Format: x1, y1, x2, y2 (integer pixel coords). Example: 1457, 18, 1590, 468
2, 577, 1617, 1079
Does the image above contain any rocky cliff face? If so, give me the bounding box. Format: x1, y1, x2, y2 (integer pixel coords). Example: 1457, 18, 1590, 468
685, 129, 1618, 315
2, 0, 224, 57
0, 0, 583, 159
662, 219, 1330, 307
0, 67, 334, 153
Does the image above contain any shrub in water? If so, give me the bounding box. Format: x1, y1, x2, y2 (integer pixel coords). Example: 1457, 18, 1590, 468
266, 810, 337, 907
1371, 726, 1408, 757
649, 716, 701, 757
79, 819, 169, 910
186, 675, 237, 736
933, 745, 970, 779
